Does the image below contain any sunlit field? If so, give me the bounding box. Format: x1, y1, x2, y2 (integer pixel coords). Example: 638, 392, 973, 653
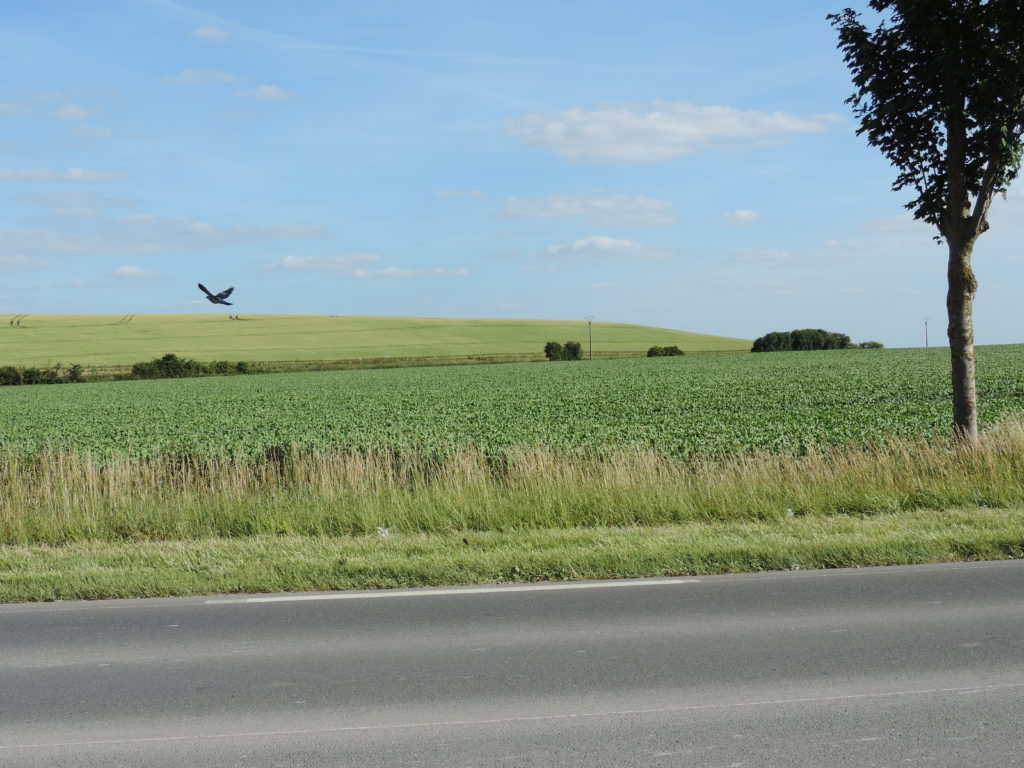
0, 313, 750, 367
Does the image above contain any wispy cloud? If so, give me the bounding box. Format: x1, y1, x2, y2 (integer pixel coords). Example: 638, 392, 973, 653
165, 69, 242, 84
11, 189, 138, 215
191, 24, 227, 40
269, 254, 380, 270
724, 209, 761, 226
240, 84, 292, 101
0, 215, 325, 256
507, 101, 836, 163
0, 254, 48, 268
0, 168, 124, 181
0, 101, 31, 115
114, 265, 158, 278
51, 103, 92, 121
436, 189, 484, 200
730, 248, 793, 266
267, 253, 469, 279
545, 235, 672, 261
504, 190, 676, 226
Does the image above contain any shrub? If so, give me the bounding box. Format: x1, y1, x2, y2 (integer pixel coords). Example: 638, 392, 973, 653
235, 361, 250, 374
67, 364, 84, 383
0, 366, 21, 386
131, 353, 207, 380
21, 367, 43, 385
208, 360, 234, 375
648, 345, 684, 357
563, 341, 582, 361
544, 341, 563, 361
859, 341, 884, 349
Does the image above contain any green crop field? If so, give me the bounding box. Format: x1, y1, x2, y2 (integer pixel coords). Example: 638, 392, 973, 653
5, 344, 1024, 602
0, 313, 750, 367
2, 344, 1023, 459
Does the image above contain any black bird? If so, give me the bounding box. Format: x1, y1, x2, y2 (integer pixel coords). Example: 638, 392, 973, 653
198, 283, 235, 306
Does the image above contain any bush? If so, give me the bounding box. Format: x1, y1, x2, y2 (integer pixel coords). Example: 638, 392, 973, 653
543, 341, 582, 361
235, 361, 250, 374
858, 341, 884, 349
208, 360, 234, 375
21, 367, 43, 385
0, 366, 21, 386
67, 364, 84, 383
131, 353, 207, 380
647, 345, 684, 357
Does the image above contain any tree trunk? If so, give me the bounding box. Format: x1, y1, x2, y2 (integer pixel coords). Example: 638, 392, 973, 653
946, 237, 978, 446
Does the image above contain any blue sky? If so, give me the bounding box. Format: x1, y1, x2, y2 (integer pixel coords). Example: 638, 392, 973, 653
2, 0, 1022, 347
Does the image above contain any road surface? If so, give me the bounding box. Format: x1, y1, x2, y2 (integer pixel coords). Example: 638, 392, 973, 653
2, 561, 1023, 766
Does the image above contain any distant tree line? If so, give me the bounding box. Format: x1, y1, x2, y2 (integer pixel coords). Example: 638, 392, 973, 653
751, 329, 883, 353
0, 354, 251, 387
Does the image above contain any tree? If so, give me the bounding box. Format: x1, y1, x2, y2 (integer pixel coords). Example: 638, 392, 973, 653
829, 1, 1024, 445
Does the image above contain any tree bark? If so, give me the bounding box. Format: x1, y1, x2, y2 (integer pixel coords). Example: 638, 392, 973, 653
946, 237, 978, 446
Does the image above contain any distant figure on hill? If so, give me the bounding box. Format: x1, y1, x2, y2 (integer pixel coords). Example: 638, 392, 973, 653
198, 283, 234, 306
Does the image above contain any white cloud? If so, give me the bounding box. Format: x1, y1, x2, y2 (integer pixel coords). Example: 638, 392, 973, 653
114, 265, 157, 278
545, 235, 670, 261
192, 25, 228, 40
166, 69, 242, 84
0, 254, 48, 268
51, 103, 91, 121
507, 101, 835, 163
0, 168, 124, 181
267, 253, 468, 279
724, 209, 761, 226
504, 190, 676, 226
240, 84, 292, 101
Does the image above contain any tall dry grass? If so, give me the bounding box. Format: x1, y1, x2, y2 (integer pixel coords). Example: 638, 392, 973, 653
3, 418, 1024, 546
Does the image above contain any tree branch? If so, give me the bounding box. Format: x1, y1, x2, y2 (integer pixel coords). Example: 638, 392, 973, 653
969, 154, 1001, 236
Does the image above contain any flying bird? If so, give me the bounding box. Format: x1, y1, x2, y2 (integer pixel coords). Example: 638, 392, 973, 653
198, 283, 234, 306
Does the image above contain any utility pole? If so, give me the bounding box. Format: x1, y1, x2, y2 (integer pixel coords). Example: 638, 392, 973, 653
585, 316, 594, 360
922, 317, 929, 348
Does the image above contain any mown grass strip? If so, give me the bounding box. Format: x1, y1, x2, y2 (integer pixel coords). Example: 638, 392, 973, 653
2, 509, 1022, 602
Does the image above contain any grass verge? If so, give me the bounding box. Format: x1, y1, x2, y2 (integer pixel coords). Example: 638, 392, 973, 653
3, 419, 1024, 602
2, 509, 1023, 602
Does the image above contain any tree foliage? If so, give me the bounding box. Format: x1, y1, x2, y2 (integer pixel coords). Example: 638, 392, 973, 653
828, 1, 1024, 240
751, 329, 852, 353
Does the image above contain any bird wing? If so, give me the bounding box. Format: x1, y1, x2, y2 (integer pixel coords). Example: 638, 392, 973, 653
216, 287, 235, 300
198, 283, 215, 298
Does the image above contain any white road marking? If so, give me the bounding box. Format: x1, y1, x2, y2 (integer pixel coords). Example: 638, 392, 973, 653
3, 682, 1022, 751
203, 578, 704, 604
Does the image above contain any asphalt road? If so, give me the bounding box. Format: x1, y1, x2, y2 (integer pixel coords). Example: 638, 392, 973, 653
2, 561, 1023, 767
